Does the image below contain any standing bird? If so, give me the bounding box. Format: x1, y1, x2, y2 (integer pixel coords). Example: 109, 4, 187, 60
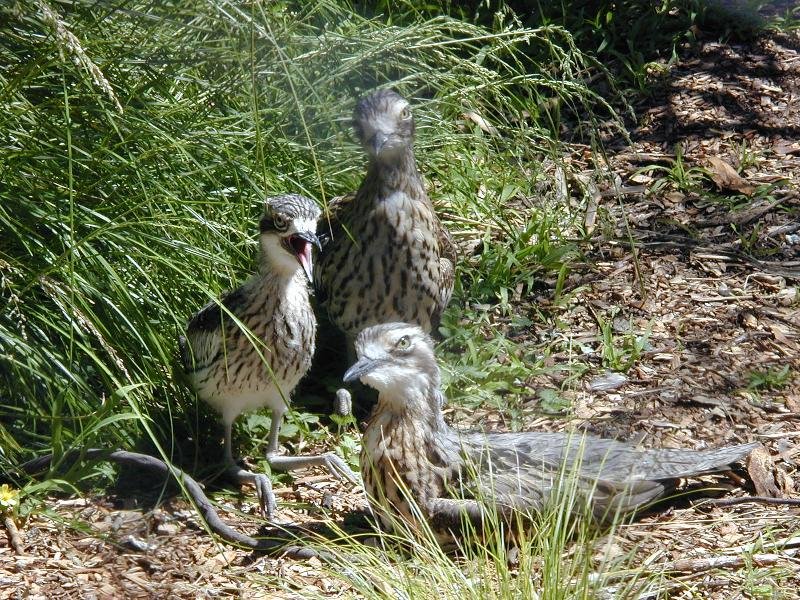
315, 89, 456, 346
344, 323, 758, 545
181, 194, 356, 518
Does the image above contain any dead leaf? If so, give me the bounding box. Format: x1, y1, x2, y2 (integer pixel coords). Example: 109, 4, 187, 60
461, 111, 498, 136
773, 139, 800, 156
706, 156, 756, 196
775, 465, 796, 496
587, 372, 628, 392
746, 446, 781, 498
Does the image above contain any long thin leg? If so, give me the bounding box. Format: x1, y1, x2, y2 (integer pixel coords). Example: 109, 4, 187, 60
222, 416, 276, 518
265, 405, 286, 455
223, 420, 234, 465
266, 407, 359, 484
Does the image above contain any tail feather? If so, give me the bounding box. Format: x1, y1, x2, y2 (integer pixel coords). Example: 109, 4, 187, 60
620, 442, 759, 481
465, 431, 757, 520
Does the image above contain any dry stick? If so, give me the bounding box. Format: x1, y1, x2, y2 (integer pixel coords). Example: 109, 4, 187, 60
3, 515, 24, 555
700, 495, 800, 508
662, 548, 799, 574
20, 449, 327, 559
631, 230, 800, 279
591, 547, 800, 588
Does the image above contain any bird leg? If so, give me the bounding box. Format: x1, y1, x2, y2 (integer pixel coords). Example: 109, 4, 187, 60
265, 407, 360, 484
426, 496, 522, 532
426, 497, 489, 532
223, 420, 277, 519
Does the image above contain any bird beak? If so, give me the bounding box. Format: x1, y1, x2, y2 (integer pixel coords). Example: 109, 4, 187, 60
371, 132, 389, 155
343, 356, 381, 383
289, 231, 322, 283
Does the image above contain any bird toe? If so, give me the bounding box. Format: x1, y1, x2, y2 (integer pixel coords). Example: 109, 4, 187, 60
253, 473, 277, 519
325, 453, 360, 484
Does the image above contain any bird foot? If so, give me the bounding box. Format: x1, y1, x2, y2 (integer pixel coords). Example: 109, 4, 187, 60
225, 463, 277, 519
268, 452, 360, 485
334, 388, 352, 417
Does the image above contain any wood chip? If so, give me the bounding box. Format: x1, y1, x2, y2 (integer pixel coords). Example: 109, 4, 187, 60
747, 446, 782, 498
706, 157, 756, 196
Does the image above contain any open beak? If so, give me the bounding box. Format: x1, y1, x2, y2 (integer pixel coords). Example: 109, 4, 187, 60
288, 231, 322, 283
343, 356, 382, 383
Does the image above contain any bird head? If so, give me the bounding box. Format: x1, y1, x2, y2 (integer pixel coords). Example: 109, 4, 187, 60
259, 194, 322, 282
353, 89, 415, 161
344, 323, 440, 409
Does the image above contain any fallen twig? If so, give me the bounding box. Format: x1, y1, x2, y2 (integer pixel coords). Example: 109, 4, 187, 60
3, 515, 24, 555
589, 547, 800, 590
698, 495, 800, 508
662, 548, 799, 573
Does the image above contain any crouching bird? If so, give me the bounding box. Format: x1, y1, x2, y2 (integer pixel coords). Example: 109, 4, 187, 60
344, 322, 758, 545
180, 194, 357, 518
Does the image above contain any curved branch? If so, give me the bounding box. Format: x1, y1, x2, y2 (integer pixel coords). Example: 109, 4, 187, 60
20, 448, 327, 557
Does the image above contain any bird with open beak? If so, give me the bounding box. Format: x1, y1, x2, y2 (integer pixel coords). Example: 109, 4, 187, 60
181, 194, 356, 517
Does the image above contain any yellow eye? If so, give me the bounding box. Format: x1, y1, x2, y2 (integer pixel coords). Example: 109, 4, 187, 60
396, 335, 410, 350
400, 106, 411, 120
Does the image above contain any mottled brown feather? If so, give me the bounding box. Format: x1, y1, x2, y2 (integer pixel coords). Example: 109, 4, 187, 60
315, 91, 455, 341
352, 323, 758, 545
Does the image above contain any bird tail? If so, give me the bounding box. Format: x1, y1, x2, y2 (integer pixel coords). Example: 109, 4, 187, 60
636, 441, 758, 481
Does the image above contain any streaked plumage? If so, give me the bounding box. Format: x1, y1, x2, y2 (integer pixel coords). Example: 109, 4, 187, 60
344, 323, 758, 544
315, 90, 456, 343
181, 194, 355, 517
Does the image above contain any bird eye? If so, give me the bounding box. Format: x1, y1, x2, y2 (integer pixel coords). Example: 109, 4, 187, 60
395, 335, 410, 350
400, 106, 411, 120
273, 214, 289, 231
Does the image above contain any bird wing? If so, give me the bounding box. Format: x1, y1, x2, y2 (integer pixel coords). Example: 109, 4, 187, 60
457, 431, 756, 520
432, 218, 456, 329
182, 287, 247, 373
314, 192, 356, 303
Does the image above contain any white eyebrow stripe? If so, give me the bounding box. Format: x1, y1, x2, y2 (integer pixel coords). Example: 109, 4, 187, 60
292, 217, 318, 232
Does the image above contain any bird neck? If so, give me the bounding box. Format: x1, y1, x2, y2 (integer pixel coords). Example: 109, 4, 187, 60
365, 147, 424, 197
254, 260, 306, 295
258, 236, 307, 281
365, 382, 462, 493
371, 381, 449, 435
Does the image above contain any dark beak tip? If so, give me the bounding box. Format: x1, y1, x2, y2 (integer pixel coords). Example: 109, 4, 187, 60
294, 230, 320, 247
343, 358, 377, 383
